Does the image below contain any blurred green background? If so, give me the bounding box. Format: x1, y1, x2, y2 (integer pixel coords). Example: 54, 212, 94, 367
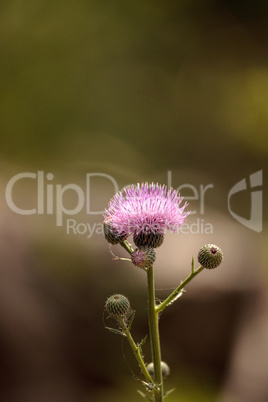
0, 1, 267, 401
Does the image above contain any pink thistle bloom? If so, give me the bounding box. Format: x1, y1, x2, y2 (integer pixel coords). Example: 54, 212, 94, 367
103, 183, 190, 242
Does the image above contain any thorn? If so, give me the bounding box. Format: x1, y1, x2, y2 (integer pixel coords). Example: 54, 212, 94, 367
191, 256, 195, 273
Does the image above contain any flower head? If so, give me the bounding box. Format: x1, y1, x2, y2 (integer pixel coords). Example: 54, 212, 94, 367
105, 294, 130, 317
103, 183, 190, 247
103, 221, 128, 244
198, 244, 223, 269
131, 247, 156, 269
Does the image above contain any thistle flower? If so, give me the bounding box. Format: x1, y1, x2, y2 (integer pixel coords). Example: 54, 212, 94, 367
103, 183, 190, 248
198, 244, 223, 269
131, 247, 156, 269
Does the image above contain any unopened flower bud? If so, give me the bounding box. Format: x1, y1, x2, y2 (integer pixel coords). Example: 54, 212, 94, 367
131, 247, 156, 269
133, 228, 164, 248
198, 244, 223, 269
105, 294, 130, 317
146, 361, 170, 378
103, 221, 127, 245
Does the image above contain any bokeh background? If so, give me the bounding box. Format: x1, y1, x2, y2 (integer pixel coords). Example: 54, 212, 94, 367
0, 1, 268, 401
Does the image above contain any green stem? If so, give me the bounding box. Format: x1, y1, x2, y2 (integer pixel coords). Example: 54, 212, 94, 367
119, 240, 134, 255
156, 266, 204, 314
147, 266, 164, 401
118, 317, 153, 385
119, 241, 205, 401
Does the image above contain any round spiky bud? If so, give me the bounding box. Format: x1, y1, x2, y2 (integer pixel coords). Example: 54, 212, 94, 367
105, 294, 130, 317
103, 221, 128, 245
198, 244, 223, 269
131, 247, 156, 269
146, 361, 170, 379
133, 228, 164, 248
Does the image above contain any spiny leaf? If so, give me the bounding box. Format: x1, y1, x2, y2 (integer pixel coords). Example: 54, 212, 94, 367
127, 311, 135, 330
164, 388, 176, 398
138, 335, 148, 348
105, 327, 126, 337
137, 390, 153, 401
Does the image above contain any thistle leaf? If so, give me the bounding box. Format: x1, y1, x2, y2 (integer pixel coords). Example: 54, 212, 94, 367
164, 388, 176, 398
138, 335, 148, 348
137, 390, 153, 401
105, 327, 126, 337
127, 311, 135, 330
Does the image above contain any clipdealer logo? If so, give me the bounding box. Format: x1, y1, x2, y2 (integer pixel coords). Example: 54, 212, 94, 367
5, 172, 119, 227
4, 170, 263, 236
228, 170, 263, 233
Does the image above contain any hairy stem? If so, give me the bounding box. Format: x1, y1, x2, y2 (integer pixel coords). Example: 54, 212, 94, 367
155, 265, 204, 314
120, 240, 134, 254
118, 317, 153, 384
147, 266, 164, 401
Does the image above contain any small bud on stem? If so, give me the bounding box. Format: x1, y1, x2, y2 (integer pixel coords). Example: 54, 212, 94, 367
198, 244, 223, 269
105, 294, 130, 317
131, 247, 156, 269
